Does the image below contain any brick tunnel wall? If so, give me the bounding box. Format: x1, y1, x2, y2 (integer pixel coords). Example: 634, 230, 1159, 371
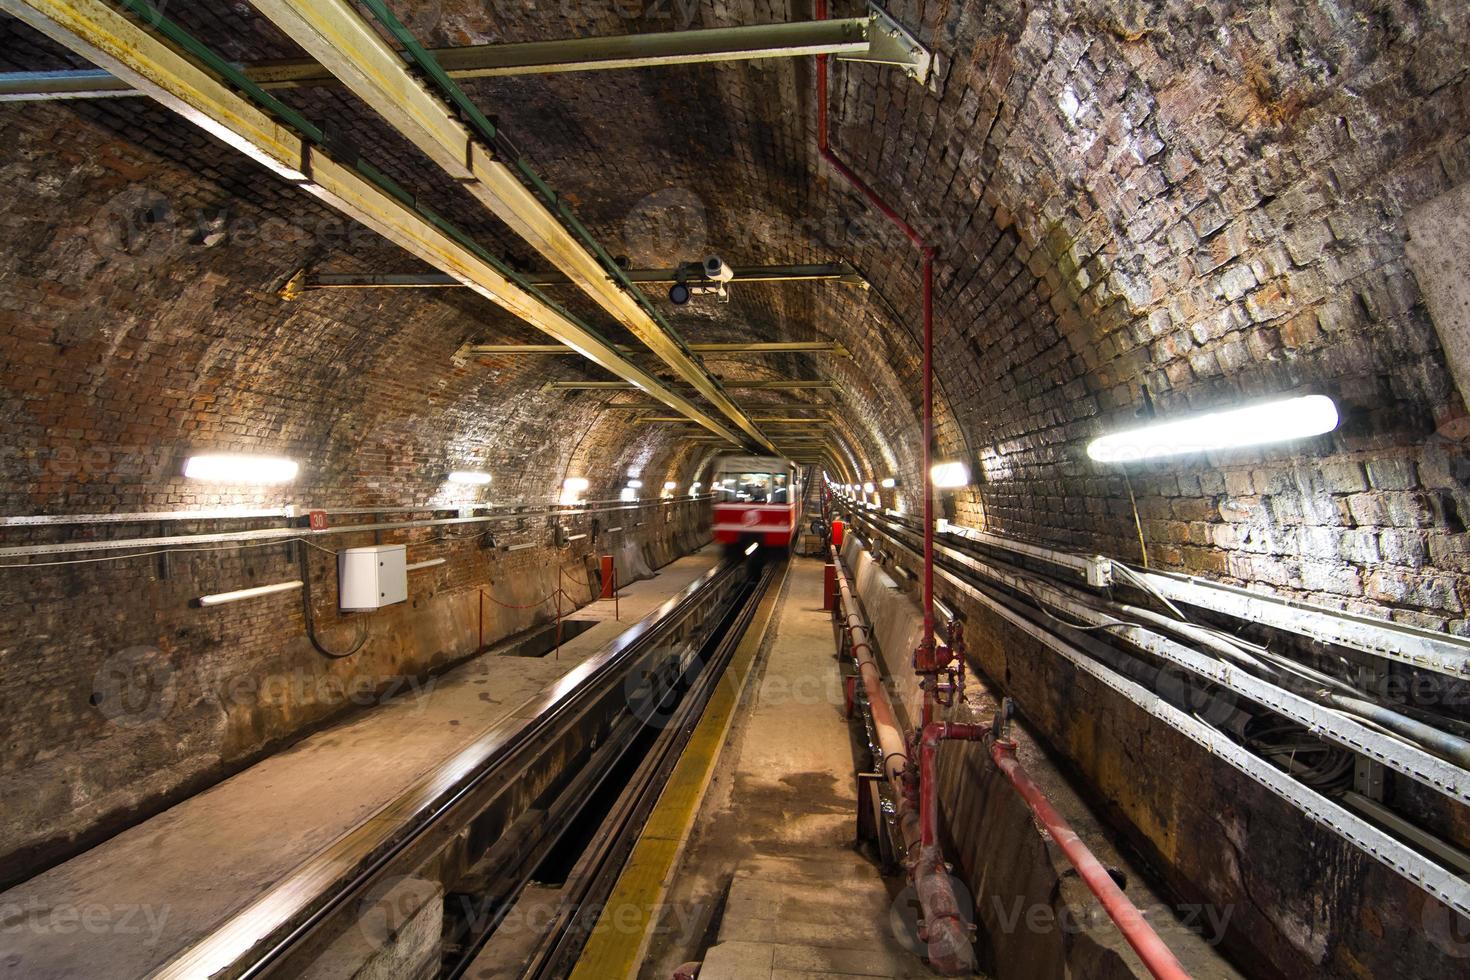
0, 97, 716, 887
4, 0, 1470, 956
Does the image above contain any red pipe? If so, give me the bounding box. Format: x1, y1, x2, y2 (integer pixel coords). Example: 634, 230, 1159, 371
817, 3, 961, 969
915, 722, 989, 974
918, 722, 988, 848
991, 740, 1192, 980
814, 0, 938, 721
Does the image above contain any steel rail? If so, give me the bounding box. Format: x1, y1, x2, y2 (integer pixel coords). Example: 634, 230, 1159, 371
0, 0, 748, 446
152, 558, 747, 979
0, 494, 713, 530
0, 17, 903, 99
0, 496, 712, 559
833, 504, 1470, 921
842, 504, 1470, 806
284, 264, 869, 292
508, 563, 777, 979
463, 341, 851, 357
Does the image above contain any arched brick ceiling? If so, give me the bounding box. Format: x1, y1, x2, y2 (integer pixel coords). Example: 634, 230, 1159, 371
4, 0, 1470, 623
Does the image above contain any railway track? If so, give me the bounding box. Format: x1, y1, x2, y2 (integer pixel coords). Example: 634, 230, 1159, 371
152, 555, 779, 979
830, 497, 1470, 921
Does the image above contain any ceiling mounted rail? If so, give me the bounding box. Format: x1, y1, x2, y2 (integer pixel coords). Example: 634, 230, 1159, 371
637, 416, 835, 424
278, 264, 868, 296
0, 0, 749, 446
245, 0, 774, 452
0, 10, 932, 100
462, 341, 850, 357
545, 380, 838, 392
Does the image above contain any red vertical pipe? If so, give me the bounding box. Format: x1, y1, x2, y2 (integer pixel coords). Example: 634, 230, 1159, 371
815, 0, 937, 703
920, 247, 935, 729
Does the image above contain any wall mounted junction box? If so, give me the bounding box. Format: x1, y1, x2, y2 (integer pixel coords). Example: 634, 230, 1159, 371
338, 544, 408, 611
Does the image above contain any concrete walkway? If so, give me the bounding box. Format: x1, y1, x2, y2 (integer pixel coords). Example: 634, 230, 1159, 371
0, 548, 720, 980
642, 557, 941, 979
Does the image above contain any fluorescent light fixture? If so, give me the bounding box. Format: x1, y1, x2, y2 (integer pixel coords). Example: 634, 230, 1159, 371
620, 486, 638, 502
627, 479, 644, 489
560, 476, 590, 506
744, 541, 760, 556
862, 482, 876, 494
1087, 394, 1339, 463
663, 481, 678, 491
880, 478, 897, 489
406, 558, 447, 572
199, 580, 302, 607
184, 454, 298, 484
931, 461, 970, 488
447, 470, 491, 485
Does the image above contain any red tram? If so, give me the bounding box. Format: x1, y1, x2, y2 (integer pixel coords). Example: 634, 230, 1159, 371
710, 455, 801, 553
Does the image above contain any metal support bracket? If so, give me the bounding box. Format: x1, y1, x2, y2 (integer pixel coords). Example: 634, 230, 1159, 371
843, 5, 933, 85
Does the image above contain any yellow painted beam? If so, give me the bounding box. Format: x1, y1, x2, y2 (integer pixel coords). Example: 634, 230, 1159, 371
1, 0, 746, 447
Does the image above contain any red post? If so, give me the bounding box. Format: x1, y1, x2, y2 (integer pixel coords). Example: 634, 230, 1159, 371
477, 588, 484, 653
823, 563, 837, 610
599, 554, 616, 599
555, 568, 563, 660
831, 518, 844, 548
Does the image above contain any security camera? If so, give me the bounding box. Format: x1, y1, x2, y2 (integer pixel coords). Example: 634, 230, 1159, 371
668, 281, 692, 305
703, 255, 734, 283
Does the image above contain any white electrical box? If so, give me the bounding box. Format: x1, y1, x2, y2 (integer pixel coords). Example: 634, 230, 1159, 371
338, 544, 408, 611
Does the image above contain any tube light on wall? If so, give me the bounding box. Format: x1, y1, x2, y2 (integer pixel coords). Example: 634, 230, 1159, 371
198, 580, 303, 607
862, 482, 876, 494
560, 476, 590, 506
1086, 394, 1339, 463
930, 461, 970, 488
620, 486, 638, 502
184, 454, 298, 484
663, 481, 678, 491
447, 470, 491, 485
627, 479, 643, 489
880, 478, 898, 489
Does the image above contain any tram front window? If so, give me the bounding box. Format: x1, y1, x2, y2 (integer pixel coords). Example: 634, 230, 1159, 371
720, 472, 790, 503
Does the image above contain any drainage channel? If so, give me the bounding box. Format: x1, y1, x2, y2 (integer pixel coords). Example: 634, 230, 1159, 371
444, 557, 780, 979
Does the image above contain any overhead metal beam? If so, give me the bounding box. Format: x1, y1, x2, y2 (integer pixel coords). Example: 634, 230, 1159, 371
602, 401, 833, 412
246, 0, 773, 453
637, 416, 834, 424
278, 263, 868, 296
545, 380, 837, 392
0, 12, 932, 100
463, 340, 850, 357
0, 0, 746, 447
